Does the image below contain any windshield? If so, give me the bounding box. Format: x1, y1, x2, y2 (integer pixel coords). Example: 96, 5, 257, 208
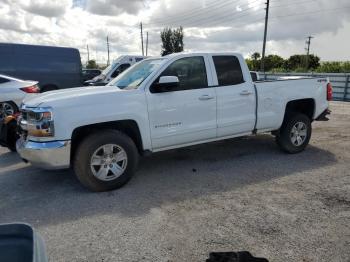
108, 58, 165, 89
101, 62, 118, 76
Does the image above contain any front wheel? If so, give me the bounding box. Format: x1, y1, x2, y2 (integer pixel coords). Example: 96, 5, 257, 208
73, 130, 139, 192
276, 113, 312, 154
0, 102, 18, 121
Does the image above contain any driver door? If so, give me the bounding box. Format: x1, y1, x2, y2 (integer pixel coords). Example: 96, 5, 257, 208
146, 55, 217, 150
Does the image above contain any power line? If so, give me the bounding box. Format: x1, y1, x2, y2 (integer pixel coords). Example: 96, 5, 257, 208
271, 6, 350, 20
270, 0, 317, 9
146, 4, 264, 29
148, 0, 246, 25
146, 0, 263, 27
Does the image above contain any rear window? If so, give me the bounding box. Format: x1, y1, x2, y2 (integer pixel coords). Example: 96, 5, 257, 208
213, 56, 244, 86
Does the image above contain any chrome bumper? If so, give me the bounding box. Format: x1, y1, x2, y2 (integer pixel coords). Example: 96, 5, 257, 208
16, 138, 71, 169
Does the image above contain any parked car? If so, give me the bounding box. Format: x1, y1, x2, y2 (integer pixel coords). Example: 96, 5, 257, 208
0, 43, 82, 92
17, 52, 331, 192
0, 74, 39, 121
84, 55, 145, 86
82, 69, 101, 82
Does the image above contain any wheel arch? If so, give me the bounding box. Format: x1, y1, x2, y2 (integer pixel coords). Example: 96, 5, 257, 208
71, 120, 144, 163
283, 98, 315, 121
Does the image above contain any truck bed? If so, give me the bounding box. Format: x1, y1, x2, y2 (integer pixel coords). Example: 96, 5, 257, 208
254, 77, 329, 132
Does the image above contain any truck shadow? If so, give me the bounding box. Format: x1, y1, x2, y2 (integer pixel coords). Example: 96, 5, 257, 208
0, 151, 22, 168
0, 135, 337, 227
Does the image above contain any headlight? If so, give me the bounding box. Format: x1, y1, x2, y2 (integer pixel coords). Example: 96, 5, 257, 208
20, 107, 55, 137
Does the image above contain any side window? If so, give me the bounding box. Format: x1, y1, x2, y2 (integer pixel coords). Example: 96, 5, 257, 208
0, 77, 10, 84
135, 58, 144, 62
119, 63, 131, 72
213, 56, 244, 86
111, 63, 130, 78
250, 72, 258, 82
160, 56, 208, 91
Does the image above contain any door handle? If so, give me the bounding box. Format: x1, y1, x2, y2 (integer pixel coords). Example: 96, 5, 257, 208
198, 95, 214, 101
240, 90, 253, 95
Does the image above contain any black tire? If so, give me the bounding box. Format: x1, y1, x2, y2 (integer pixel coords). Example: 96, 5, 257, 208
276, 113, 312, 154
0, 101, 18, 121
73, 130, 139, 192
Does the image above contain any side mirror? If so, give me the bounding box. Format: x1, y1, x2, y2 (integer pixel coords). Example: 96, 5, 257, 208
152, 76, 179, 93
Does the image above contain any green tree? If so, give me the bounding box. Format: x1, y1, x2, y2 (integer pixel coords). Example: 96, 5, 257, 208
315, 61, 350, 73
86, 60, 98, 69
250, 52, 261, 71
160, 27, 184, 56
284, 54, 320, 71
264, 54, 285, 72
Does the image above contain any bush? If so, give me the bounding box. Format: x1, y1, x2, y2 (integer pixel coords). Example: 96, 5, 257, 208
315, 62, 350, 73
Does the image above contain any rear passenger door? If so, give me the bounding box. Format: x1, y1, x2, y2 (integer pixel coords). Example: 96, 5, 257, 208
211, 55, 256, 137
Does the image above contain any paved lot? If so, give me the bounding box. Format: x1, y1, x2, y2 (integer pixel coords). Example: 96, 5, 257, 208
0, 102, 349, 262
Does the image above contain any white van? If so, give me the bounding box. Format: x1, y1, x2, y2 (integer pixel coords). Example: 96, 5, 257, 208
84, 55, 145, 86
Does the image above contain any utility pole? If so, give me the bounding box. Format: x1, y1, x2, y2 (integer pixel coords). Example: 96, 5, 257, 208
146, 32, 149, 56
305, 35, 313, 69
87, 44, 90, 62
260, 0, 270, 72
140, 22, 144, 56
106, 35, 110, 66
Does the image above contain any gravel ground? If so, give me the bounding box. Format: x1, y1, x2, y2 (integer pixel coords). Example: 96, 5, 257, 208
0, 101, 349, 262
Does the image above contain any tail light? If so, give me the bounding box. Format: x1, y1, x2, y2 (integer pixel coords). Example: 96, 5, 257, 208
20, 85, 40, 93
327, 83, 333, 101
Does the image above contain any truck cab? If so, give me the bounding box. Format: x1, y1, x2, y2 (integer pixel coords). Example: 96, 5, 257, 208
84, 55, 145, 86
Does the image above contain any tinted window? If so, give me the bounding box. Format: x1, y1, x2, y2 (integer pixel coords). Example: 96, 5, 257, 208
213, 56, 244, 86
160, 56, 208, 91
0, 77, 10, 84
112, 63, 130, 78
250, 72, 258, 82
135, 58, 144, 62
119, 63, 131, 71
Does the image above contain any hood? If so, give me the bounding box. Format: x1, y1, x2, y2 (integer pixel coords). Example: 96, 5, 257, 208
23, 85, 122, 107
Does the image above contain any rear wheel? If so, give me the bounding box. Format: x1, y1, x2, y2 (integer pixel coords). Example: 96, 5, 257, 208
0, 102, 18, 121
73, 130, 139, 192
276, 113, 311, 154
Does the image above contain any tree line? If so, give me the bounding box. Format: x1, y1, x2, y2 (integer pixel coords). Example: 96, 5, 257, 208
246, 52, 350, 73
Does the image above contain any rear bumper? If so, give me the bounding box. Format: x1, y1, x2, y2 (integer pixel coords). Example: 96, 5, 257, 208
16, 138, 71, 169
316, 108, 331, 121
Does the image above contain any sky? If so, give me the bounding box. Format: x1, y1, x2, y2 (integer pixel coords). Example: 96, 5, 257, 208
0, 0, 349, 65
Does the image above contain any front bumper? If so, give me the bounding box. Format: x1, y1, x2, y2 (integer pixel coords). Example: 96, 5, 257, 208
16, 138, 71, 169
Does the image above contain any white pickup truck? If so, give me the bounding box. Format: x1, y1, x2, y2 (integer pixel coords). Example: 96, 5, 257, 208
16, 52, 332, 191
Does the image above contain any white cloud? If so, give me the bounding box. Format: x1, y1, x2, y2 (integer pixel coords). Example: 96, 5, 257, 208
20, 0, 71, 17
0, 0, 349, 65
